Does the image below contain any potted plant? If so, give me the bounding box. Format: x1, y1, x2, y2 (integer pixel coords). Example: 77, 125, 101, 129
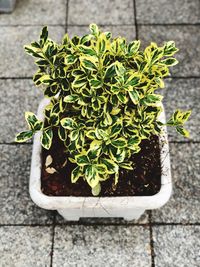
15, 24, 191, 221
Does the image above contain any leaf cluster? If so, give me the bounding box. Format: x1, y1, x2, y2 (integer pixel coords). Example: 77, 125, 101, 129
15, 24, 191, 195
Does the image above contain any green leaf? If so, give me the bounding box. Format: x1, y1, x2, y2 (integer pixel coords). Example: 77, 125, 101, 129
119, 162, 134, 170
111, 137, 127, 148
58, 126, 67, 141
95, 164, 107, 174
15, 131, 33, 143
65, 54, 77, 64
101, 158, 119, 174
90, 79, 102, 88
129, 90, 140, 105
71, 166, 82, 183
126, 75, 140, 87
110, 122, 122, 137
117, 92, 127, 103
80, 56, 98, 71
40, 26, 48, 46
75, 154, 90, 166
104, 63, 116, 79
128, 135, 141, 146
61, 118, 76, 130
127, 40, 140, 55
89, 23, 100, 37
70, 129, 79, 141
163, 41, 179, 56
176, 127, 190, 138
161, 58, 178, 66
25, 112, 42, 131
91, 183, 101, 196
41, 128, 53, 150
64, 94, 79, 103
86, 130, 96, 140
85, 165, 99, 188
142, 94, 163, 106
49, 113, 59, 126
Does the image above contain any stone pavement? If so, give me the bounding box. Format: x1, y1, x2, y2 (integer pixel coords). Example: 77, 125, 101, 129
0, 0, 200, 266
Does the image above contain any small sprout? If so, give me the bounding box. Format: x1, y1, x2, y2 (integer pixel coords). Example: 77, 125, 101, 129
61, 158, 68, 168
45, 155, 53, 167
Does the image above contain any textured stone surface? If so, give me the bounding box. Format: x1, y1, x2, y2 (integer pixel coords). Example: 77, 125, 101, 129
0, 0, 66, 25
56, 210, 149, 224
0, 226, 52, 267
0, 79, 42, 143
0, 26, 65, 77
0, 145, 53, 224
68, 0, 135, 25
162, 78, 199, 141
67, 25, 136, 41
138, 25, 200, 77
152, 143, 200, 223
53, 225, 151, 267
153, 226, 200, 267
136, 0, 200, 24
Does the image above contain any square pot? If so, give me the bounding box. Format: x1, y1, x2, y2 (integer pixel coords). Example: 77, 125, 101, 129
0, 0, 16, 13
30, 98, 172, 221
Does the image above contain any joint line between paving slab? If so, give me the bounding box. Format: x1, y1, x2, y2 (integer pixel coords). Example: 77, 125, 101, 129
137, 23, 200, 26
65, 0, 69, 33
1, 222, 200, 227
50, 212, 56, 267
133, 0, 138, 39
149, 211, 155, 267
0, 24, 66, 27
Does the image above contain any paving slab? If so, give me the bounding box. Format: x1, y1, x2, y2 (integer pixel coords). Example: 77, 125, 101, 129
56, 210, 149, 224
0, 0, 66, 25
0, 145, 53, 224
136, 0, 200, 24
152, 143, 200, 223
153, 225, 200, 267
67, 25, 136, 41
138, 25, 200, 77
0, 79, 42, 143
162, 78, 199, 142
53, 225, 151, 267
68, 0, 135, 25
0, 226, 52, 267
0, 26, 65, 77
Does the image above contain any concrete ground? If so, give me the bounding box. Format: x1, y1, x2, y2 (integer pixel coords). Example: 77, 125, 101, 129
0, 0, 200, 266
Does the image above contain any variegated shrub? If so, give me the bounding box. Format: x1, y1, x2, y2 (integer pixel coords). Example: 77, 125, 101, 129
15, 24, 191, 196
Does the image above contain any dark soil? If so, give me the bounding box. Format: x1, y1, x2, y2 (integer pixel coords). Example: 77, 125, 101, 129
41, 134, 161, 197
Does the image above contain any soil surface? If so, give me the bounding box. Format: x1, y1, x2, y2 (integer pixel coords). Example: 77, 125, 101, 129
41, 134, 162, 197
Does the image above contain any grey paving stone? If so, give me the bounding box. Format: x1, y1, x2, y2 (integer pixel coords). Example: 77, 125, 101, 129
153, 225, 200, 267
0, 0, 66, 25
152, 143, 200, 223
67, 25, 136, 42
162, 78, 199, 142
0, 79, 43, 143
68, 0, 135, 25
0, 26, 65, 77
138, 25, 200, 77
0, 226, 52, 267
0, 145, 53, 224
56, 210, 149, 224
136, 0, 200, 24
53, 225, 151, 267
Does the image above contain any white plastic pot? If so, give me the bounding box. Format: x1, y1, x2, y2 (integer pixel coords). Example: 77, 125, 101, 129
30, 98, 172, 221
0, 0, 16, 13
